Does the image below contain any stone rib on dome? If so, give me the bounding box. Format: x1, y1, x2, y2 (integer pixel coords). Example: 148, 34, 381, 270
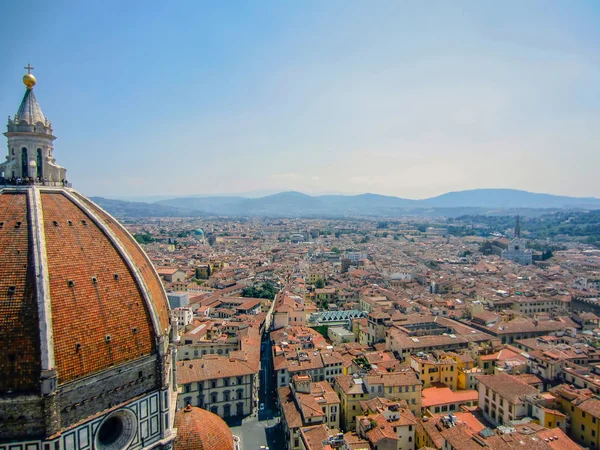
16, 88, 46, 125
174, 406, 234, 450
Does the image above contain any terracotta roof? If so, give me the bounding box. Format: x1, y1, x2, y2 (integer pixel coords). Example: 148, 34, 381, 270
364, 371, 420, 387
77, 193, 171, 332
300, 425, 330, 450
577, 397, 600, 418
476, 373, 538, 404
174, 405, 234, 450
177, 356, 256, 384
0, 193, 40, 392
421, 386, 478, 408
279, 386, 303, 429
41, 192, 157, 384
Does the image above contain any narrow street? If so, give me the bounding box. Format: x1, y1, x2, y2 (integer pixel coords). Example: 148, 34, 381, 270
229, 294, 285, 450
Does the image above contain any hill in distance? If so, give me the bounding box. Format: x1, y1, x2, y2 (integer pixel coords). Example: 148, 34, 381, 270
94, 189, 600, 218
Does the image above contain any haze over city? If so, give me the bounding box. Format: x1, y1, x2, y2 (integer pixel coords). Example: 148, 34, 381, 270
1, 1, 599, 199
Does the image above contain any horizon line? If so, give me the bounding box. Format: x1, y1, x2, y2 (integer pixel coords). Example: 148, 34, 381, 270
92, 187, 600, 203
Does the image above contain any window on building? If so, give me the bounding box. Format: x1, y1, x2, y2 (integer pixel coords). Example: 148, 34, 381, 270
36, 149, 43, 178
211, 380, 217, 388
21, 148, 28, 178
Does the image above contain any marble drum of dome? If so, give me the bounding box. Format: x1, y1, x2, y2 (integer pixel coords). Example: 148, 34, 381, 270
0, 69, 177, 449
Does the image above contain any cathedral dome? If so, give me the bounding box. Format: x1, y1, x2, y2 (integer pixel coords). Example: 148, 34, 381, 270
174, 405, 235, 450
1, 68, 176, 448
0, 189, 171, 391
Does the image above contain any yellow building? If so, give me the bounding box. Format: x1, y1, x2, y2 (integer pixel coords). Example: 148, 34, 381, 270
307, 271, 326, 285
314, 287, 336, 307
447, 352, 482, 391
335, 375, 370, 431
551, 384, 600, 449
335, 372, 422, 431
410, 354, 458, 390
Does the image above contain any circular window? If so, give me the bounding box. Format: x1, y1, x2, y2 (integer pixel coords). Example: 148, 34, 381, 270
95, 409, 137, 450
514, 245, 519, 251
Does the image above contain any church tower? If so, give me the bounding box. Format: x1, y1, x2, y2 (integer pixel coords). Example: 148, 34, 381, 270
502, 215, 532, 265
1, 65, 66, 182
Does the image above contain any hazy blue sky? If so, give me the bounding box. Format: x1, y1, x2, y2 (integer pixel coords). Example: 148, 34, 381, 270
1, 1, 599, 199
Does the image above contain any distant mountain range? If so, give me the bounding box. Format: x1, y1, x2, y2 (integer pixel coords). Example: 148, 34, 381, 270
90, 189, 600, 218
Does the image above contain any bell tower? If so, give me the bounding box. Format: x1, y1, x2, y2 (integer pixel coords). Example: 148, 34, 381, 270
1, 65, 67, 183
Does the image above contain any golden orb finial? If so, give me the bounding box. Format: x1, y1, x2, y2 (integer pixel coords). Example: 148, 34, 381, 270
23, 63, 36, 89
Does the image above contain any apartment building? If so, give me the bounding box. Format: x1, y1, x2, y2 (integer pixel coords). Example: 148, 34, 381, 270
551, 384, 600, 449
476, 373, 538, 426
357, 398, 416, 450
410, 353, 458, 390
177, 356, 257, 418
335, 371, 422, 432
279, 375, 341, 450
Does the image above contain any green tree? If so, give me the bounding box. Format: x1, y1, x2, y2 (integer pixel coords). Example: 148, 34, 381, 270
315, 278, 325, 289
134, 233, 154, 244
